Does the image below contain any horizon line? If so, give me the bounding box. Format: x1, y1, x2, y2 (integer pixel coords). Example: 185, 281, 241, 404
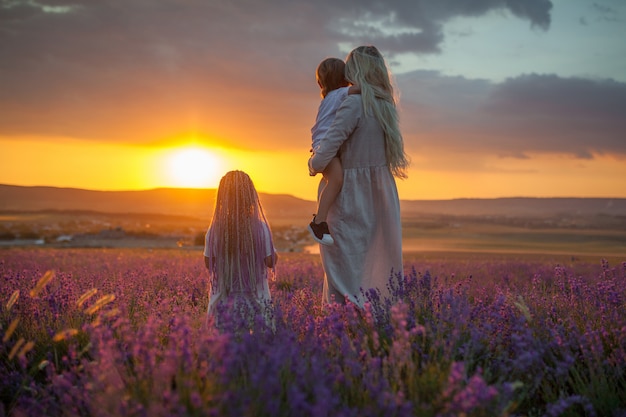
1, 182, 625, 202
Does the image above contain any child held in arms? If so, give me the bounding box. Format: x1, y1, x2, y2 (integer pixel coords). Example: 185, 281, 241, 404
308, 57, 359, 246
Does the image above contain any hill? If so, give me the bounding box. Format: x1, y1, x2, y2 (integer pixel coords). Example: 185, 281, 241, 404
1, 185, 625, 255
400, 197, 626, 217
0, 184, 315, 222
1, 184, 626, 220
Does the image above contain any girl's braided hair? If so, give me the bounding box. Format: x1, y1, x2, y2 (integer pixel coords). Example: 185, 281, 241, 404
206, 170, 274, 295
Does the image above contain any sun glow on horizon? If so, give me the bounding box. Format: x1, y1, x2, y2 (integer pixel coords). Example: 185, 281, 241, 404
166, 146, 223, 188
3, 136, 626, 199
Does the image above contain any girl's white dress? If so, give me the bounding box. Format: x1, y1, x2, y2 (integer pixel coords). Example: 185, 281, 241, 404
204, 222, 274, 319
309, 94, 403, 307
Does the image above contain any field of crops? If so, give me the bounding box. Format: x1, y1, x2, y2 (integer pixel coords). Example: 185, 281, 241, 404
1, 248, 625, 416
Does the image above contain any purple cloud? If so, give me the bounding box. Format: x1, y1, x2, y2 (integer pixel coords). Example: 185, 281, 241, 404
397, 71, 626, 159
11, 0, 619, 162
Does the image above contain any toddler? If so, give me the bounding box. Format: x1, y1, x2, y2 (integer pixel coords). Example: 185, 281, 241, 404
308, 57, 353, 245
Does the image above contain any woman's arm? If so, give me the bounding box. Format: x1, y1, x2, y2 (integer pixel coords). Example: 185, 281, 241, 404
309, 96, 360, 174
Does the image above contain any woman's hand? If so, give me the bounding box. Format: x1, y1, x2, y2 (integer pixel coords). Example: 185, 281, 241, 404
348, 84, 361, 95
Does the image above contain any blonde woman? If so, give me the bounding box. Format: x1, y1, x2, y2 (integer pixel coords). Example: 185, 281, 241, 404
204, 170, 278, 325
308, 45, 409, 307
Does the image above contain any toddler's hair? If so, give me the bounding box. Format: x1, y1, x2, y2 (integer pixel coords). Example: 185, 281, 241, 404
316, 57, 350, 98
206, 170, 274, 295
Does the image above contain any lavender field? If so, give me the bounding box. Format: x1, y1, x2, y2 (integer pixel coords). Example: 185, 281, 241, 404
1, 248, 625, 417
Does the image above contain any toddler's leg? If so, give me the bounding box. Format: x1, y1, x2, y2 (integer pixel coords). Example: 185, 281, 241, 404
315, 157, 343, 223
308, 157, 342, 246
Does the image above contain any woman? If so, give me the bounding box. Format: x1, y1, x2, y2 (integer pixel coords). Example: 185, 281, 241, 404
308, 45, 409, 307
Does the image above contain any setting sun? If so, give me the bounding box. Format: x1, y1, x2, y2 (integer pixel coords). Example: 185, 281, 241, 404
167, 147, 222, 188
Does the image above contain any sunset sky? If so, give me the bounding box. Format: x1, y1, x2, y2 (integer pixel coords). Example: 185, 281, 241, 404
1, 0, 625, 201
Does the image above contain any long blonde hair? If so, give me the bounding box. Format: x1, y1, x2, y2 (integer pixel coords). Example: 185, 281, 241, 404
206, 170, 274, 295
345, 45, 410, 179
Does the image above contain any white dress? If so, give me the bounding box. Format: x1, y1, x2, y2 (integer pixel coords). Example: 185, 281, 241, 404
309, 95, 403, 307
204, 222, 274, 319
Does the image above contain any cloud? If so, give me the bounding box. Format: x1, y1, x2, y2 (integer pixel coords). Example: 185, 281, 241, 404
324, 0, 552, 54
590, 1, 623, 23
0, 0, 555, 149
484, 74, 626, 157
396, 71, 626, 159
0, 0, 564, 154
592, 2, 617, 16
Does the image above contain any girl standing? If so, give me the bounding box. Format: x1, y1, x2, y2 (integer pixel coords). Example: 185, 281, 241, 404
204, 170, 278, 325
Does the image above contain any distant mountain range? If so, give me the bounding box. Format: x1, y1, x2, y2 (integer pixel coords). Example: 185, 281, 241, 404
1, 184, 625, 220
400, 197, 626, 217
0, 184, 313, 220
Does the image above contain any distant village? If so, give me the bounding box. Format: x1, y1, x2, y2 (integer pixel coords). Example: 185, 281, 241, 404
0, 211, 315, 252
